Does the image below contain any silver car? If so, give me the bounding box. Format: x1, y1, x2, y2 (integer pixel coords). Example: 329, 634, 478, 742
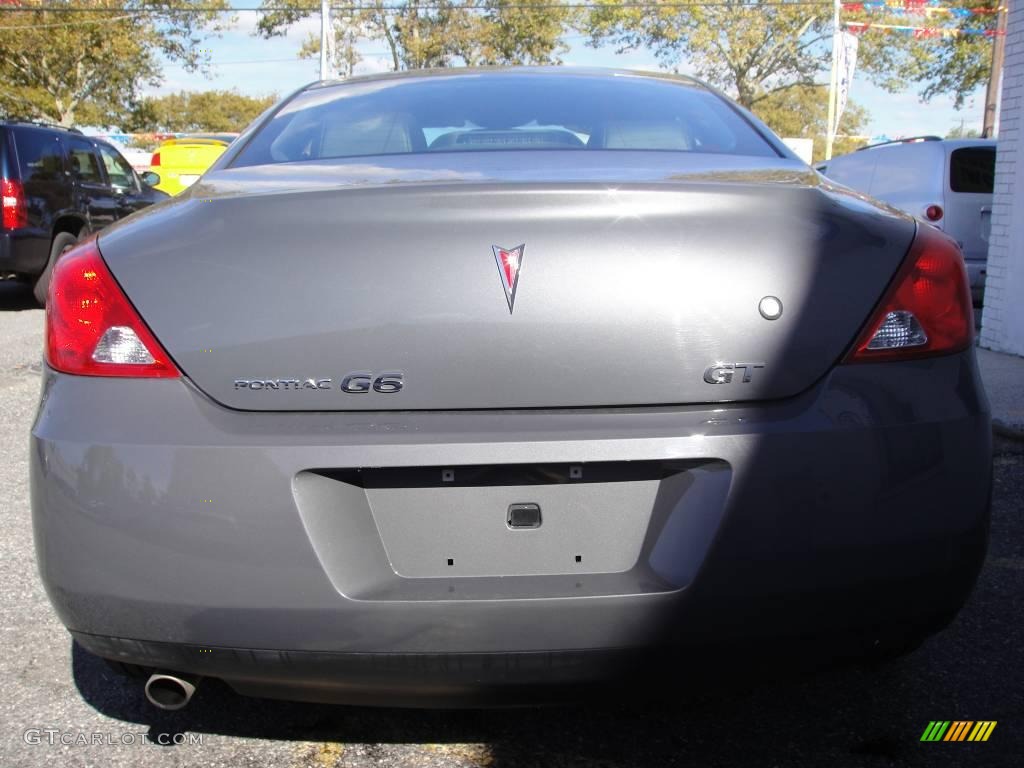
32, 68, 990, 710
821, 136, 996, 303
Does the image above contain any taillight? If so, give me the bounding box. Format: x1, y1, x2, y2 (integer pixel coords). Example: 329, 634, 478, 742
845, 224, 973, 363
45, 240, 179, 378
150, 151, 161, 167
924, 204, 943, 222
2, 178, 28, 229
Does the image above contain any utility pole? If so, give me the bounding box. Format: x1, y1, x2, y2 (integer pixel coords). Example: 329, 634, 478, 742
983, 1, 1009, 137
320, 0, 332, 81
825, 0, 841, 160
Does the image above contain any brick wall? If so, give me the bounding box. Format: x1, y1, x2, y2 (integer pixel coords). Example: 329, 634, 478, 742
981, 2, 1024, 356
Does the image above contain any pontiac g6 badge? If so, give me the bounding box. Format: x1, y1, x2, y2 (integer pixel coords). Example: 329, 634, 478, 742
233, 373, 403, 393
492, 244, 525, 313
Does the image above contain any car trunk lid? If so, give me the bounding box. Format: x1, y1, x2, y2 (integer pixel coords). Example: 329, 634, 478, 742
159, 140, 227, 168
98, 154, 915, 411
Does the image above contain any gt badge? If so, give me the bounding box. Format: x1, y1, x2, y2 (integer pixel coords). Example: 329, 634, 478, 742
703, 363, 766, 384
492, 244, 525, 313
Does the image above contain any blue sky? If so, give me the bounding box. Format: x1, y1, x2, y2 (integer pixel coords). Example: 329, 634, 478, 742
150, 5, 987, 139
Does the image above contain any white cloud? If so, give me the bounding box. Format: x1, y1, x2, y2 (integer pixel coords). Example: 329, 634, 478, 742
228, 9, 321, 41
352, 55, 394, 76
853, 80, 985, 137
142, 75, 210, 98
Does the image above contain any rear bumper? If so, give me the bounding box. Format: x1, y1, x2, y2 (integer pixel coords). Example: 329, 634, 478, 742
32, 353, 992, 702
0, 230, 47, 275
74, 635, 669, 706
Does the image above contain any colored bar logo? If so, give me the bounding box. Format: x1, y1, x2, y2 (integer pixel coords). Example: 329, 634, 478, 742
921, 721, 997, 742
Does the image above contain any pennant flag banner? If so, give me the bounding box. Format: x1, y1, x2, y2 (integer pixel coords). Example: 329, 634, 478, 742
845, 20, 1005, 36
834, 31, 860, 134
841, 2, 1004, 16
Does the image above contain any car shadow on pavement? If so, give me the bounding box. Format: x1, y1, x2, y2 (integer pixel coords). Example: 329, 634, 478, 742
0, 280, 39, 311
72, 641, 955, 767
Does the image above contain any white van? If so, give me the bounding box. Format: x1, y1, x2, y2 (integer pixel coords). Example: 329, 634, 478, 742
821, 137, 996, 303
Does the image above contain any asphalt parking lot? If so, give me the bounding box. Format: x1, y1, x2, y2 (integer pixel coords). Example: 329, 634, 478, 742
1, 279, 1021, 768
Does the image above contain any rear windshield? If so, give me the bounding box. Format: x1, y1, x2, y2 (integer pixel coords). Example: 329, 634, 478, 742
14, 128, 64, 182
949, 147, 995, 194
231, 74, 778, 167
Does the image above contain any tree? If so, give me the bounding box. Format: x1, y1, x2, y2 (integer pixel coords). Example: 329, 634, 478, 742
129, 90, 278, 132
947, 123, 982, 138
459, 1, 575, 67
256, 0, 575, 76
585, 0, 1000, 114
0, 0, 229, 127
585, 0, 832, 110
754, 85, 871, 161
846, 3, 1000, 109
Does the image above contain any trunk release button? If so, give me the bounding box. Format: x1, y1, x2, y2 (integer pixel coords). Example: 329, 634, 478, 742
507, 503, 542, 529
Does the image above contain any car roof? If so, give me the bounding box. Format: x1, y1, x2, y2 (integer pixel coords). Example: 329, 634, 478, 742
857, 137, 996, 153
189, 133, 238, 142
158, 137, 231, 147
306, 66, 709, 93
939, 138, 998, 149
0, 119, 84, 135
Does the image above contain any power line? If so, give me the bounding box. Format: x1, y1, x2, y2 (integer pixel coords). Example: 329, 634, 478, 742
0, 2, 842, 12
0, 0, 1003, 12
0, 1, 1002, 19
213, 56, 311, 63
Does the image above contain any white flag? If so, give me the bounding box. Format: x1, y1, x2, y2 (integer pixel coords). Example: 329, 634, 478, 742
834, 32, 859, 134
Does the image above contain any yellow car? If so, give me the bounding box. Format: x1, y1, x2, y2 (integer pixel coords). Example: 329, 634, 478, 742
149, 135, 236, 195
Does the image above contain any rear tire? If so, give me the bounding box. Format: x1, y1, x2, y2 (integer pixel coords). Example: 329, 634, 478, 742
33, 231, 79, 306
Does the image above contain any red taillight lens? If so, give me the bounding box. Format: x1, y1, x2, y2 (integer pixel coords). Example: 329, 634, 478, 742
845, 224, 973, 363
925, 204, 943, 222
150, 151, 161, 167
2, 178, 28, 229
45, 240, 179, 378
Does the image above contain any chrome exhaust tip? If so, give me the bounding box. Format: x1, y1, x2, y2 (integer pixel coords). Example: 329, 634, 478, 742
144, 672, 199, 710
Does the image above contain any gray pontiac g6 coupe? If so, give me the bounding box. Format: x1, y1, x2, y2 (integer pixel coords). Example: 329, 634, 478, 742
31, 69, 990, 709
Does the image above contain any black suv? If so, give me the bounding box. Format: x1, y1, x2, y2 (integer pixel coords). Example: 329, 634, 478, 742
1, 121, 168, 303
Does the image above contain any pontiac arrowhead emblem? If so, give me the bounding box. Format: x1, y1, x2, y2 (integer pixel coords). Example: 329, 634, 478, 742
492, 244, 525, 313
